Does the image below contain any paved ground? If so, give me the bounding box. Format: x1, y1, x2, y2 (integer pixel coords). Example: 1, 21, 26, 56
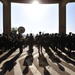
0, 46, 75, 75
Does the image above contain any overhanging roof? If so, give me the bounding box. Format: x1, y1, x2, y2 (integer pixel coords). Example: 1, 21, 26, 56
0, 0, 61, 3
0, 0, 75, 3
0, 0, 75, 5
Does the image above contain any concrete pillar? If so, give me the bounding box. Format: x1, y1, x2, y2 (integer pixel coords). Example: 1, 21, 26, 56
59, 3, 66, 34
3, 2, 11, 34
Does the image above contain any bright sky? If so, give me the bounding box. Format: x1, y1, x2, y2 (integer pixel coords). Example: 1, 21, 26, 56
66, 2, 75, 34
11, 2, 59, 35
0, 1, 75, 34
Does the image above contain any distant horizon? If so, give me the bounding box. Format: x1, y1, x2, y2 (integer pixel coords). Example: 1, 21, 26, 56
0, 2, 75, 34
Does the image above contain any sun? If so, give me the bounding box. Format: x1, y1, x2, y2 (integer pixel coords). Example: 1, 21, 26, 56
32, 0, 40, 5
22, 1, 47, 19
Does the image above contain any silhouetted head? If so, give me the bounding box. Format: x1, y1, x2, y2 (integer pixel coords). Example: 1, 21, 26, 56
39, 31, 41, 35
30, 33, 32, 36
69, 32, 72, 36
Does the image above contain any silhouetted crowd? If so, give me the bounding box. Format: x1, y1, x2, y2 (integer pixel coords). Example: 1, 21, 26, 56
0, 32, 75, 54
0, 33, 24, 54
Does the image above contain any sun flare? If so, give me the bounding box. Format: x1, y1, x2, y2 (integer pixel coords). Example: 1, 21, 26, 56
22, 1, 47, 19
32, 0, 39, 5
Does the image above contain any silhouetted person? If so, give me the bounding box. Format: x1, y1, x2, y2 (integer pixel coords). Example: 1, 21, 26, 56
25, 34, 29, 46
17, 33, 23, 53
37, 32, 43, 55
67, 32, 72, 53
28, 33, 34, 54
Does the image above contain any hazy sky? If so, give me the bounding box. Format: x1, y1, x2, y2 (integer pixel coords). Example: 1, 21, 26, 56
66, 2, 75, 34
0, 2, 3, 34
0, 1, 75, 34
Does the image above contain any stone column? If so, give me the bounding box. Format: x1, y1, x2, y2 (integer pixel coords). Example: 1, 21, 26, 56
3, 2, 11, 34
59, 2, 66, 34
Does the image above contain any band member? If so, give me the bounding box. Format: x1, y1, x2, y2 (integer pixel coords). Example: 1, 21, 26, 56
28, 33, 34, 54
37, 32, 43, 55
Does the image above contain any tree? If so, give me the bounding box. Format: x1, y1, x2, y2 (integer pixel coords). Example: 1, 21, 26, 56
11, 27, 17, 34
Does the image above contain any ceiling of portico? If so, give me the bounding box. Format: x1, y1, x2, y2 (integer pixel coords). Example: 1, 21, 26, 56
0, 0, 75, 4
